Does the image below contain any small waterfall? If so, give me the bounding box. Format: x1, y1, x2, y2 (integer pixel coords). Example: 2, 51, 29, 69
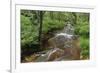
54, 23, 76, 49
35, 23, 80, 61
63, 23, 74, 35
56, 33, 73, 39
55, 23, 75, 40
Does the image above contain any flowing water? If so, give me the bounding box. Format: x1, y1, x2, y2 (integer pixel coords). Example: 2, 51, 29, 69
62, 23, 74, 35
36, 23, 80, 61
22, 23, 80, 62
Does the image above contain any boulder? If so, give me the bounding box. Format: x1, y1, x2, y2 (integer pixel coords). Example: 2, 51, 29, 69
48, 33, 80, 60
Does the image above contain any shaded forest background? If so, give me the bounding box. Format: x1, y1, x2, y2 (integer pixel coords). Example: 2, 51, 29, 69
21, 10, 89, 61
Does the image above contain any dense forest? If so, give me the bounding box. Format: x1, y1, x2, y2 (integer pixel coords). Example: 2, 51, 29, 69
21, 10, 89, 62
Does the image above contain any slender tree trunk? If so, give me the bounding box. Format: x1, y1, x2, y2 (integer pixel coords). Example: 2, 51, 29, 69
38, 11, 43, 50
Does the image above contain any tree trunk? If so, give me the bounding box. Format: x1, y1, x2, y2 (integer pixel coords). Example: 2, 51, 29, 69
38, 11, 43, 50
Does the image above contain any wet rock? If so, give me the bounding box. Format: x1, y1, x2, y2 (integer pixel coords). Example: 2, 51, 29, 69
48, 33, 80, 60
48, 33, 77, 49
46, 48, 64, 61
33, 33, 80, 62
35, 48, 64, 62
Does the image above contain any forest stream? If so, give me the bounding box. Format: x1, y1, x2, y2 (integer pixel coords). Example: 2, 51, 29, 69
21, 23, 81, 63
21, 10, 89, 63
